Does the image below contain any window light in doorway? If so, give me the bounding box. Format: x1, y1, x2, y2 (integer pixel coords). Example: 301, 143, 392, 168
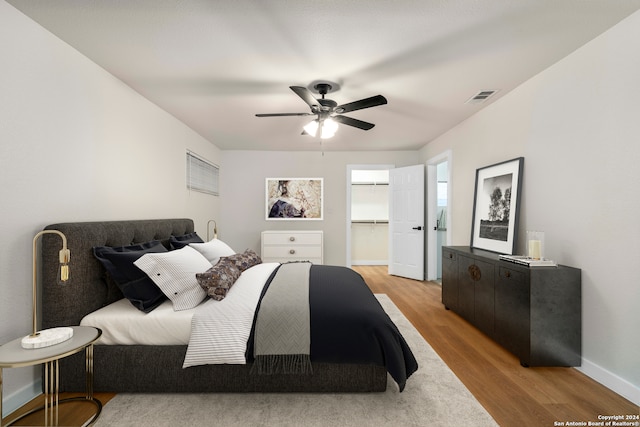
186, 151, 219, 196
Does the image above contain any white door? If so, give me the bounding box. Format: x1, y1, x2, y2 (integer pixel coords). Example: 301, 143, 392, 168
389, 165, 425, 280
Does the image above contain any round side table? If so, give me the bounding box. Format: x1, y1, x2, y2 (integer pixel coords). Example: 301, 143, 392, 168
0, 326, 102, 426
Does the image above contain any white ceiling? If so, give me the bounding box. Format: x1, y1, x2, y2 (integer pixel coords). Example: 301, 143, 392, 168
7, 0, 640, 151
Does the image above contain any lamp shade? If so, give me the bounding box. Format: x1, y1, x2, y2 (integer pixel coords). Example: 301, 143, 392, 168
320, 118, 338, 138
303, 120, 319, 137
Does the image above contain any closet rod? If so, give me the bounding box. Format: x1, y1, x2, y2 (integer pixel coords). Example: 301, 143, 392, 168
351, 182, 389, 186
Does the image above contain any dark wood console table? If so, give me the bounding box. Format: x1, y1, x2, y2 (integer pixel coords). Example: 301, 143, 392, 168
442, 246, 581, 367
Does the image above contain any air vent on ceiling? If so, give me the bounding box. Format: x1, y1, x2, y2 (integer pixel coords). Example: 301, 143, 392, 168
466, 90, 498, 104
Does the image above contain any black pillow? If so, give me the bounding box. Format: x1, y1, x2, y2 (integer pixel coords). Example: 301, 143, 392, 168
169, 232, 204, 249
93, 241, 168, 312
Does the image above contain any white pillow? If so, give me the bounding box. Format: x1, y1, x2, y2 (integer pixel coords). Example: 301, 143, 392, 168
134, 246, 212, 311
189, 239, 235, 265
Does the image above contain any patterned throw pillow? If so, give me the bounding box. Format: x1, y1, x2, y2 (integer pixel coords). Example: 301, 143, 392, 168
196, 258, 242, 301
220, 249, 262, 272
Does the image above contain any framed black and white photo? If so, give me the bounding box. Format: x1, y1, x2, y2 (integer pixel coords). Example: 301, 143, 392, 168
265, 178, 323, 220
470, 157, 524, 254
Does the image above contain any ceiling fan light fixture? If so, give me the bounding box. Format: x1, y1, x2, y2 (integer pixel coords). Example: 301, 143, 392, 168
321, 118, 338, 139
303, 118, 338, 139
257, 84, 385, 137
304, 119, 338, 139
303, 120, 319, 137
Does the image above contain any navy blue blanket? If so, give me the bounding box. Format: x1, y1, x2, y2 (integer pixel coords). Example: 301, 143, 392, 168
247, 264, 418, 391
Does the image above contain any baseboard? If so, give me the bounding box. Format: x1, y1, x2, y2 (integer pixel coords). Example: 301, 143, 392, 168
1, 378, 41, 419
577, 358, 640, 406
351, 260, 387, 266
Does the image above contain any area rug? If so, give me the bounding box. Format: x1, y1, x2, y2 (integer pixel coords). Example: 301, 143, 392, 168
94, 294, 497, 427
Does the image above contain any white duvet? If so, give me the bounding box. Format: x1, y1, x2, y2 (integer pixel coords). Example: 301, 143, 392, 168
80, 262, 280, 367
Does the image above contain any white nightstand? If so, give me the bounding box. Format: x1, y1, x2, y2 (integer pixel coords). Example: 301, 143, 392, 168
261, 230, 323, 264
0, 326, 102, 426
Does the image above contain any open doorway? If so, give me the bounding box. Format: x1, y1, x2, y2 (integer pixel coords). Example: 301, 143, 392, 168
346, 164, 394, 267
427, 151, 452, 281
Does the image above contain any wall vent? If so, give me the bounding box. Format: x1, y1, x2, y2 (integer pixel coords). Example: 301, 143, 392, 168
466, 90, 498, 104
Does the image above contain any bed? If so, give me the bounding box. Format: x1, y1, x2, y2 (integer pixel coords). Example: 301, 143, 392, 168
41, 219, 417, 393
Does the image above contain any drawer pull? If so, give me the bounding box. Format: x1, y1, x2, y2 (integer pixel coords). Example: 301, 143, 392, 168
289, 236, 296, 242
505, 270, 511, 278
468, 265, 481, 281
448, 253, 453, 259
289, 249, 296, 255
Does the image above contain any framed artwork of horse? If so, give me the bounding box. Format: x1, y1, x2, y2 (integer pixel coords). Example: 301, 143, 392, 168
265, 178, 323, 220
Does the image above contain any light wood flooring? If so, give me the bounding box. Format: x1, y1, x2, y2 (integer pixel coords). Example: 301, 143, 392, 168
4, 265, 638, 426
355, 265, 639, 426
4, 392, 115, 426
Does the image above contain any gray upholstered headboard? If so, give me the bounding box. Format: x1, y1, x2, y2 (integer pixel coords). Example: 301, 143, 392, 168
41, 218, 195, 329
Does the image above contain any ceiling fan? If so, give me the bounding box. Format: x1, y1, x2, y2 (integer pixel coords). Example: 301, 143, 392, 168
255, 82, 387, 139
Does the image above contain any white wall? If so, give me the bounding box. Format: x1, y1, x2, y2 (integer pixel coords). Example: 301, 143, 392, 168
351, 223, 389, 264
219, 151, 418, 266
420, 10, 640, 404
0, 2, 221, 415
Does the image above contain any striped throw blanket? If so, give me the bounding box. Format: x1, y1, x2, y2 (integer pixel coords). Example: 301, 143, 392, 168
252, 262, 312, 375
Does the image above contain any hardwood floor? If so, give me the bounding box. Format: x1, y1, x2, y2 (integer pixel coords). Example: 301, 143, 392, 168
355, 265, 639, 426
4, 265, 637, 426
3, 392, 115, 426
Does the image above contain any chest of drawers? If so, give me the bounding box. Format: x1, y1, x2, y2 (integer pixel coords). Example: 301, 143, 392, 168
261, 230, 323, 264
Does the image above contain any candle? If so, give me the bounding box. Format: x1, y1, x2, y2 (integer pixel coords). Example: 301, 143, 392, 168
528, 240, 541, 260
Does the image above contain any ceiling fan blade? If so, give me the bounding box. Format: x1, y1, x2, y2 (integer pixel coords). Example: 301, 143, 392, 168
255, 112, 314, 117
333, 115, 376, 130
336, 95, 387, 114
290, 86, 320, 110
